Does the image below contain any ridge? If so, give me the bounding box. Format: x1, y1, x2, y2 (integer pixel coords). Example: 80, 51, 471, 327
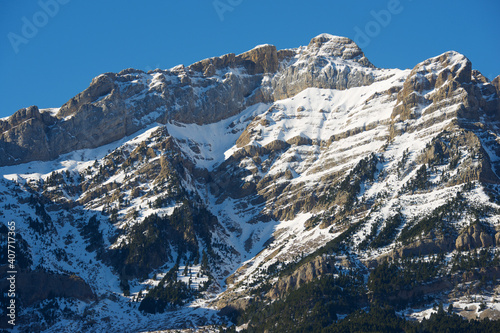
0, 34, 378, 166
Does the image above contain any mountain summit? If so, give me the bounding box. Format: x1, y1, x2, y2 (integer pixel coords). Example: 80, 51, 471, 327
1, 35, 500, 332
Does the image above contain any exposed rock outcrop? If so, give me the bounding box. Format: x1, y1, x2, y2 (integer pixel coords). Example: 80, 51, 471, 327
267, 255, 337, 300
479, 309, 500, 320
492, 75, 500, 95
392, 51, 472, 122
368, 232, 455, 267
392, 51, 500, 129
57, 72, 117, 119
0, 266, 95, 306
217, 297, 255, 318
0, 106, 56, 164
188, 44, 278, 76
271, 34, 375, 100
395, 235, 455, 259
455, 224, 494, 250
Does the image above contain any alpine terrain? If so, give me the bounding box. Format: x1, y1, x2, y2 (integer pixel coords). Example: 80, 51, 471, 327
1, 34, 500, 332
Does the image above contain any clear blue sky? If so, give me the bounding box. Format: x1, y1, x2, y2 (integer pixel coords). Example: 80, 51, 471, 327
1, 0, 499, 118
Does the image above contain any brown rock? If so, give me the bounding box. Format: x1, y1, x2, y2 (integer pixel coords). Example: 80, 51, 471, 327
235, 44, 279, 74
492, 75, 500, 95
203, 63, 216, 77
479, 309, 500, 320
455, 232, 472, 251
267, 255, 336, 299
392, 233, 455, 259
460, 305, 478, 320
479, 232, 494, 247
307, 34, 373, 66
0, 106, 55, 164
392, 51, 472, 122
218, 297, 253, 317
263, 139, 290, 152
271, 34, 375, 101
58, 72, 117, 119
456, 224, 494, 250
286, 135, 312, 146
472, 70, 489, 84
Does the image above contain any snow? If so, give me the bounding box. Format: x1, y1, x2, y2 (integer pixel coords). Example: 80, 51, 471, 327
251, 43, 273, 50
1, 107, 60, 121
39, 107, 61, 117
407, 289, 500, 322
166, 103, 270, 170
313, 33, 348, 40
229, 69, 406, 151
415, 51, 469, 79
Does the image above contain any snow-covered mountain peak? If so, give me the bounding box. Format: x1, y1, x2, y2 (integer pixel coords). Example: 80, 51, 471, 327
306, 33, 373, 67
410, 50, 472, 83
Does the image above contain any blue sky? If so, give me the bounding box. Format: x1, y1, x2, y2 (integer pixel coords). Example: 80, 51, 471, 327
1, 0, 499, 119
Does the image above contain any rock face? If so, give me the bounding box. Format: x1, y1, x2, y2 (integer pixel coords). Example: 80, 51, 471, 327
479, 309, 500, 320
58, 72, 117, 119
188, 44, 278, 76
270, 34, 375, 100
492, 75, 500, 95
391, 51, 499, 126
267, 255, 337, 300
392, 51, 472, 122
396, 233, 455, 259
455, 224, 494, 250
0, 106, 56, 164
0, 267, 94, 306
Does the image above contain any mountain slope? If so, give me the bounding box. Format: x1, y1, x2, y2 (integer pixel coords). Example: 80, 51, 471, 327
1, 34, 500, 332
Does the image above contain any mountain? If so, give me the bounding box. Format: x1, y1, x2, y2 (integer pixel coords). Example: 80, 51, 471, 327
1, 33, 500, 332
